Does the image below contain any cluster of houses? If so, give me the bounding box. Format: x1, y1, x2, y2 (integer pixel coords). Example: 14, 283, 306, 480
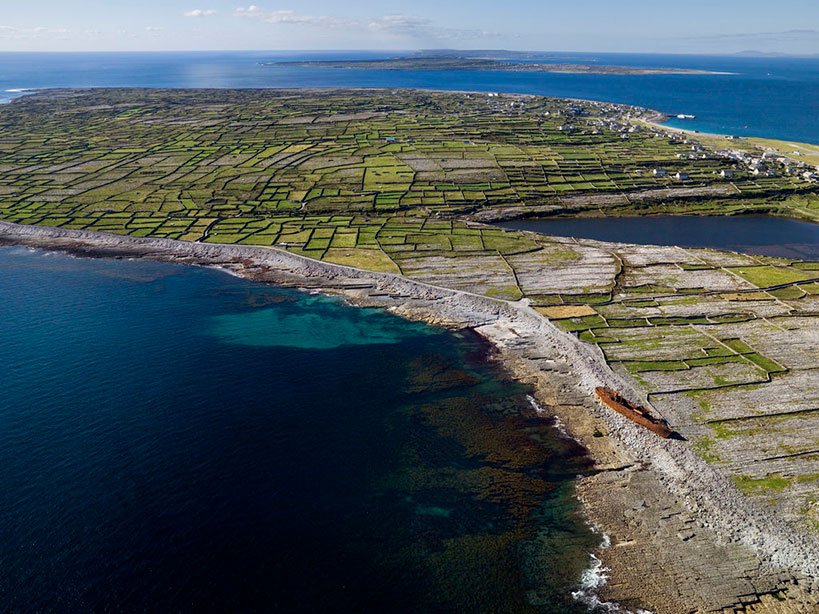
711, 148, 819, 182
574, 104, 819, 185
639, 123, 819, 184
474, 95, 819, 185
481, 93, 537, 117
651, 168, 689, 181
651, 146, 819, 183
580, 105, 646, 139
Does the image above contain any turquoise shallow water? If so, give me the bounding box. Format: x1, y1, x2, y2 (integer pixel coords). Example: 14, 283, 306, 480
0, 246, 597, 612
209, 294, 436, 349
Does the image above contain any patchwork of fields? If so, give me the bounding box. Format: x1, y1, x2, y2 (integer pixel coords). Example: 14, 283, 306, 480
0, 89, 811, 254
2, 88, 819, 528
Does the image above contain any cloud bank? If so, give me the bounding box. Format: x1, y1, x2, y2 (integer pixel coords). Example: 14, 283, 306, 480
234, 6, 500, 41
184, 9, 216, 18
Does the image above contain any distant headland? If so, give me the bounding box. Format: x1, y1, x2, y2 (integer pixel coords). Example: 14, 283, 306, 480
265, 55, 728, 76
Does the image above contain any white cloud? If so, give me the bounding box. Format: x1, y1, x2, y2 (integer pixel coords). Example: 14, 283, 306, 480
234, 6, 349, 27
184, 9, 216, 18
232, 7, 501, 41
0, 26, 71, 39
145, 26, 164, 32
369, 14, 500, 41
368, 15, 433, 35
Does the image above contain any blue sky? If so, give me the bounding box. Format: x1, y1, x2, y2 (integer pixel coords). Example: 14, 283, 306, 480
1, 1, 818, 54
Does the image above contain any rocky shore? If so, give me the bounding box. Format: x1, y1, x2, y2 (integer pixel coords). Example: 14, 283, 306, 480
2, 220, 818, 613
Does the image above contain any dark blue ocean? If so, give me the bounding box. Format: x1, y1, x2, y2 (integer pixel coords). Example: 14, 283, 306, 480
1, 50, 817, 143
0, 246, 597, 612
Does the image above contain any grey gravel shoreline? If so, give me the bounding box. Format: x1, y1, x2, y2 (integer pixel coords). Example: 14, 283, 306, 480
2, 220, 818, 610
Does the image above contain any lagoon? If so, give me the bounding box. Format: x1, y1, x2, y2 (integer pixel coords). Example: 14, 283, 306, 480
499, 215, 819, 260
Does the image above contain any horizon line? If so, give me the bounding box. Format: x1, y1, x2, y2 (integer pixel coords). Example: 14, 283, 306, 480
0, 48, 817, 58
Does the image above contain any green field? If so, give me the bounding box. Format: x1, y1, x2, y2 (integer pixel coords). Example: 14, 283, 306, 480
0, 88, 814, 267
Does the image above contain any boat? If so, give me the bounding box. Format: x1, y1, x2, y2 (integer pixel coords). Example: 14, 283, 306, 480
594, 387, 673, 439
676, 113, 696, 119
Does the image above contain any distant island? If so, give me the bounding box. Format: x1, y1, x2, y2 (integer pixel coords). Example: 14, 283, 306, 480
266, 56, 725, 75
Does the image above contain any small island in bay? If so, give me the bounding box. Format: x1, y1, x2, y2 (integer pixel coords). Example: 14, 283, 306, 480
266, 55, 727, 75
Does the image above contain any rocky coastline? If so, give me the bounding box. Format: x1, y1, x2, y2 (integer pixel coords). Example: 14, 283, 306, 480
2, 220, 818, 613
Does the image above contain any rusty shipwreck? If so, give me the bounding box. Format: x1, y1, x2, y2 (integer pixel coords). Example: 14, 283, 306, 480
594, 387, 673, 439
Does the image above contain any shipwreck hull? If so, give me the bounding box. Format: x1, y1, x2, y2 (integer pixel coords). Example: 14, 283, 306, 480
595, 387, 673, 439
